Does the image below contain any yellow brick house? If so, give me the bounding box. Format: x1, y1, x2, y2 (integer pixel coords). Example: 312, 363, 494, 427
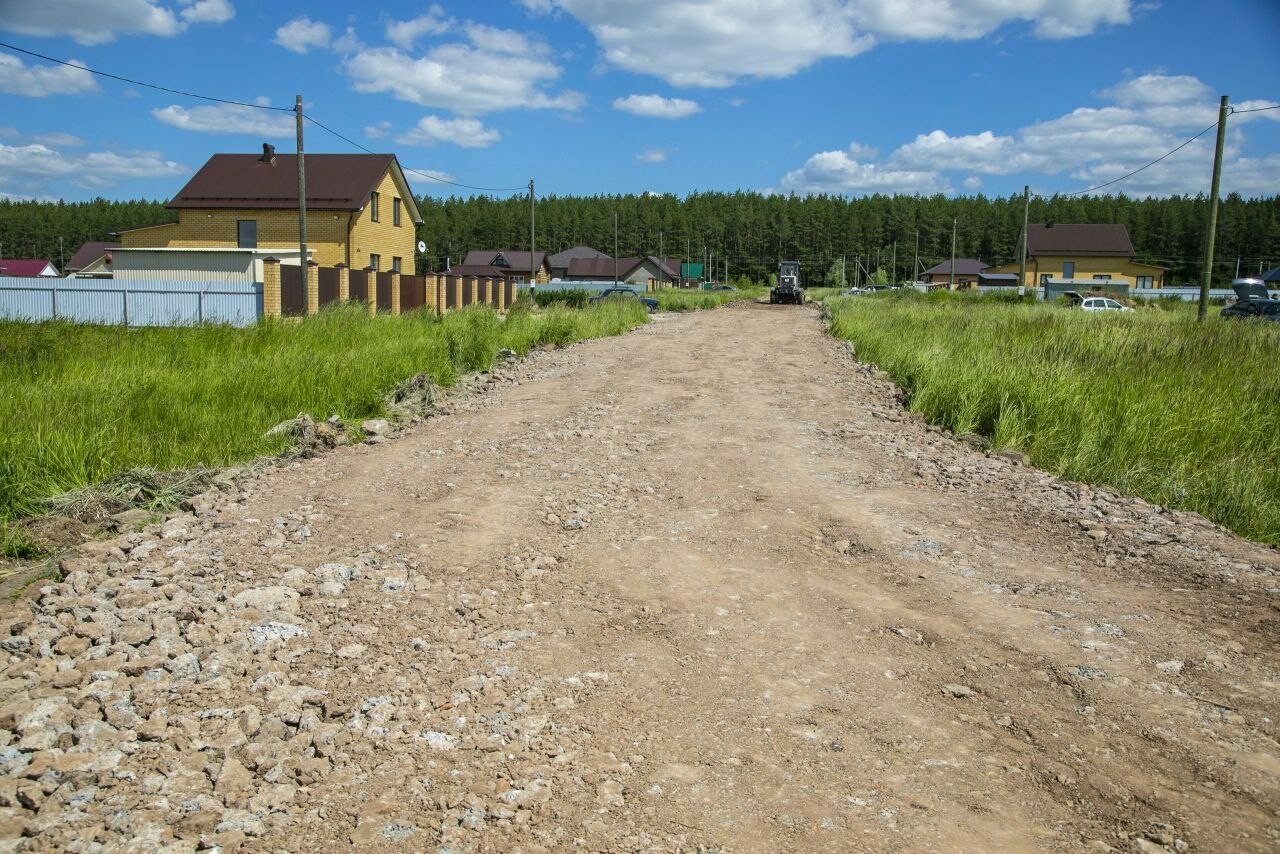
987, 223, 1165, 291
120, 145, 423, 271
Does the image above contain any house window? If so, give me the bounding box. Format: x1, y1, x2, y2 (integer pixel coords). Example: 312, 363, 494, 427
370, 192, 380, 222
393, 198, 401, 227
391, 256, 402, 272
237, 220, 257, 249
1062, 260, 1075, 278
1040, 273, 1051, 284
1136, 276, 1153, 288
370, 254, 380, 271
1092, 274, 1111, 280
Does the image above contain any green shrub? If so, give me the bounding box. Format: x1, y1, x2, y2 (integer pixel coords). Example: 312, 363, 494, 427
534, 288, 588, 308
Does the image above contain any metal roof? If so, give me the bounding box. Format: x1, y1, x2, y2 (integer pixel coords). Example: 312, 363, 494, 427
1024, 223, 1134, 257
167, 153, 424, 223
67, 241, 120, 271
548, 246, 610, 267
0, 259, 59, 276
922, 258, 988, 276
461, 250, 548, 271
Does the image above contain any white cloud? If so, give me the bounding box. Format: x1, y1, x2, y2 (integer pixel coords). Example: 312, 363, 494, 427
779, 147, 949, 195
386, 7, 451, 50
179, 0, 233, 25
0, 0, 232, 45
1102, 73, 1211, 107
638, 149, 668, 163
275, 17, 331, 53
777, 73, 1275, 198
364, 121, 392, 140
0, 53, 97, 97
531, 0, 1134, 87
0, 142, 187, 192
398, 116, 500, 149
344, 26, 583, 115
152, 99, 295, 137
33, 132, 86, 147
851, 0, 1130, 40
613, 94, 701, 119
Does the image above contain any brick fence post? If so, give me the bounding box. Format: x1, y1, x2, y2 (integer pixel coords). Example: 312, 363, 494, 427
424, 273, 438, 314
496, 276, 507, 311
366, 267, 378, 316
306, 260, 319, 315
390, 270, 401, 315
336, 263, 349, 302
262, 257, 281, 318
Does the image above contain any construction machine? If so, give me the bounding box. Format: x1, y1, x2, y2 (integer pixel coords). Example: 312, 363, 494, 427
769, 260, 805, 304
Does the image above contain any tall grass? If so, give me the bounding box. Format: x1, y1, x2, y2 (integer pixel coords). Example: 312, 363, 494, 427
826, 292, 1280, 544
0, 301, 648, 538
655, 285, 765, 312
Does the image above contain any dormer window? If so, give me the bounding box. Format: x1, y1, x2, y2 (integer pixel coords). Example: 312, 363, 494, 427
491, 253, 508, 267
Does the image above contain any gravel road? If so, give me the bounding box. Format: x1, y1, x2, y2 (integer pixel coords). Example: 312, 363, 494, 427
3, 301, 1278, 852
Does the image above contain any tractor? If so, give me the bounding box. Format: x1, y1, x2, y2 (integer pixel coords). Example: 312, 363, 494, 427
769, 260, 805, 305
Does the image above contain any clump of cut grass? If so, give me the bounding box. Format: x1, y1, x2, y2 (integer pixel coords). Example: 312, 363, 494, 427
0, 300, 649, 530
825, 293, 1280, 544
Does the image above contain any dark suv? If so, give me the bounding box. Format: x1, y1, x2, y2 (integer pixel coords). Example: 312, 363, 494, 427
1222, 279, 1280, 322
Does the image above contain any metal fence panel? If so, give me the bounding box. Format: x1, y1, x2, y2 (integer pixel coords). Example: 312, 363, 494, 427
318, 267, 340, 306
0, 277, 260, 326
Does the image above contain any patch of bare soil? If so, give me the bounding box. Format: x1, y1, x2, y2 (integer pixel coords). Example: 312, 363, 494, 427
2, 302, 1277, 852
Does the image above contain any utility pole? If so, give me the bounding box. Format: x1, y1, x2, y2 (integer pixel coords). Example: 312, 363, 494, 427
659, 230, 664, 289
913, 231, 919, 282
1199, 95, 1230, 321
1235, 257, 1241, 278
59, 236, 64, 273
295, 94, 308, 313
949, 217, 957, 290
529, 179, 536, 286
1019, 184, 1030, 297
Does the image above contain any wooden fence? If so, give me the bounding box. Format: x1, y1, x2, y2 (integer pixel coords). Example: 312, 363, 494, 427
261, 261, 512, 318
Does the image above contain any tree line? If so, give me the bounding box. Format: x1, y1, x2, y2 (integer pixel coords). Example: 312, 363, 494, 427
3, 192, 1277, 285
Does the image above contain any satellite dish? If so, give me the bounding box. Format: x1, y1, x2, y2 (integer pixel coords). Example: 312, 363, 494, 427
416, 240, 426, 254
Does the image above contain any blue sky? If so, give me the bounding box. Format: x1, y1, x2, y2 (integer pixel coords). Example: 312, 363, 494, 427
0, 0, 1277, 203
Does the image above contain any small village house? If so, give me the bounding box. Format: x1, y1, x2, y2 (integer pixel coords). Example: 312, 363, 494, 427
987, 223, 1165, 290
119, 144, 423, 272
0, 259, 60, 277
454, 250, 551, 283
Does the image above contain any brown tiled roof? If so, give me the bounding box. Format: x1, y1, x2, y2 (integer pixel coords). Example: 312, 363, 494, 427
566, 257, 640, 278
167, 153, 423, 223
549, 246, 609, 268
461, 250, 547, 271
446, 264, 509, 278
922, 258, 988, 276
1025, 223, 1134, 257
67, 241, 120, 271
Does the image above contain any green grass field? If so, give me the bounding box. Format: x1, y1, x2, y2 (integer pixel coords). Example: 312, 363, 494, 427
0, 300, 649, 556
824, 291, 1280, 545
653, 284, 766, 311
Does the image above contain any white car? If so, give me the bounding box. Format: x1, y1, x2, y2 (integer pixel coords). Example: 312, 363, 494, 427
1080, 296, 1134, 312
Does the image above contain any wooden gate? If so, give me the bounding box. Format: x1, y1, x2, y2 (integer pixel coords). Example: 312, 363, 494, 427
280, 264, 305, 316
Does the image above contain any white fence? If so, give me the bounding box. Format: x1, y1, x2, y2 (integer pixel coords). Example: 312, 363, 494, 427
0, 277, 263, 326
1131, 286, 1279, 302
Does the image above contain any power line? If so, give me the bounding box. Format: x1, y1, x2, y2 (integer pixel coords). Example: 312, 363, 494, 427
1064, 120, 1221, 197
0, 40, 291, 112
1, 40, 530, 195
302, 115, 528, 194
1230, 104, 1280, 114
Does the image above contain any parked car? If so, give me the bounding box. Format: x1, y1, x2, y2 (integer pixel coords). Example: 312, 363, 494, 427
1222, 280, 1280, 322
1080, 296, 1134, 312
588, 287, 659, 312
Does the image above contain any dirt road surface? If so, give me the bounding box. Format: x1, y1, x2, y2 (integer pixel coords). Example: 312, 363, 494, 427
3, 302, 1279, 852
